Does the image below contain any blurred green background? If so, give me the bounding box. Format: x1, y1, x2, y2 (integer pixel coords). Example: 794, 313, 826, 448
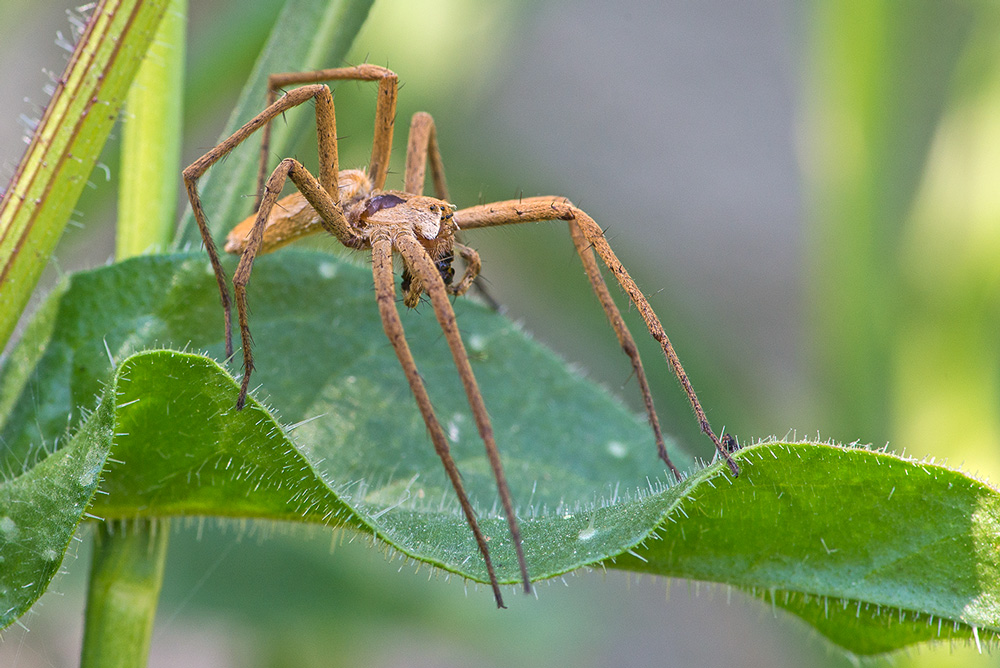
1, 0, 999, 666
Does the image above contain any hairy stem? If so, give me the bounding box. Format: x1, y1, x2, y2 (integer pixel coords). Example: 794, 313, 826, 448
0, 0, 170, 352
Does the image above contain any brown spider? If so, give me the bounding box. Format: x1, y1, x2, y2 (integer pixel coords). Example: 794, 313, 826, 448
182, 64, 739, 609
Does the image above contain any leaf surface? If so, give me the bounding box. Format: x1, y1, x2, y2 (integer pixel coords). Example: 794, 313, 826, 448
1, 252, 998, 656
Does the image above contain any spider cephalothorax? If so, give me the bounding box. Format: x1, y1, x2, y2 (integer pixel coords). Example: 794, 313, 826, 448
183, 64, 738, 609
354, 192, 458, 307
225, 177, 460, 309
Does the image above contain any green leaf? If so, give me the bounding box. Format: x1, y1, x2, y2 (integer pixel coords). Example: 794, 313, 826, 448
2, 252, 1000, 657
0, 393, 112, 626
616, 442, 1000, 655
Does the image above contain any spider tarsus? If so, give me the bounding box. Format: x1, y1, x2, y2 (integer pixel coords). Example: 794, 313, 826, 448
515, 548, 532, 595
724, 456, 740, 477
494, 589, 506, 609
718, 444, 740, 477
701, 419, 740, 477
237, 369, 253, 411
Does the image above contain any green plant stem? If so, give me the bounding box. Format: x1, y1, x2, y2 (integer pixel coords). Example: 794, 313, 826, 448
116, 0, 187, 257
81, 521, 170, 668
81, 1, 185, 665
0, 0, 170, 352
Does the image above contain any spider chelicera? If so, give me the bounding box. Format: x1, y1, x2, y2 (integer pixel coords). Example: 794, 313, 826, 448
182, 64, 738, 609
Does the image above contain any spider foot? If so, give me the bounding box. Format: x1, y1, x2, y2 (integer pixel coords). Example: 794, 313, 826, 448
703, 421, 740, 477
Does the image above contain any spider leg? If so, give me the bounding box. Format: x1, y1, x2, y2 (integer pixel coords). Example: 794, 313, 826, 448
454, 198, 739, 477
450, 242, 481, 297
256, 64, 398, 204
404, 111, 450, 200
566, 221, 679, 480
183, 84, 341, 359
402, 111, 499, 308
393, 232, 533, 594
231, 157, 358, 409
371, 236, 507, 608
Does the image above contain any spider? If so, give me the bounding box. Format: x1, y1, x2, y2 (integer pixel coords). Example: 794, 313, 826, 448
183, 64, 739, 609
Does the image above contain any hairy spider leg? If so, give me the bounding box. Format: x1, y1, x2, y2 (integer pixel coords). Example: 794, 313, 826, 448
371, 235, 509, 608
405, 111, 450, 200
183, 84, 345, 361
232, 156, 360, 408
403, 112, 487, 301
454, 198, 740, 477
393, 232, 532, 595
401, 113, 530, 593
566, 220, 679, 479
189, 78, 526, 604
255, 64, 398, 208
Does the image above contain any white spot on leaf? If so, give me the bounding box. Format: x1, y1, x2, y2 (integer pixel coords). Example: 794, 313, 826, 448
606, 441, 628, 459
468, 334, 486, 354
318, 262, 337, 279
0, 516, 18, 538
